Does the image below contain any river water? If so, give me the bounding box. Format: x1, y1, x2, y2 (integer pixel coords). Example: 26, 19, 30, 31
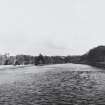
0, 64, 105, 105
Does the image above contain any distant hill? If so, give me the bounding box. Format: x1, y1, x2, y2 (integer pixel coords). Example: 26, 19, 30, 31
80, 46, 105, 67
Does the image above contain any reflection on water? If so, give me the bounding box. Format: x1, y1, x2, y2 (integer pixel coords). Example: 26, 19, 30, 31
0, 69, 105, 105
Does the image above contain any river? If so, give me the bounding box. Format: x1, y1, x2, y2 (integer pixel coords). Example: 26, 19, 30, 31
0, 64, 104, 105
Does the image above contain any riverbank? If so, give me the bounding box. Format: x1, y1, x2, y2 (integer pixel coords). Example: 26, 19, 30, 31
0, 65, 34, 71
84, 62, 105, 69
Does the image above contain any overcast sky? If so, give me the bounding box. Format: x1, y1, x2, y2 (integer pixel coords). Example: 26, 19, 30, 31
0, 0, 105, 56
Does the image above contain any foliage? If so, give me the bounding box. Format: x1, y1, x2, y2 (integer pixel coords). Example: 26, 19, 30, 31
1, 45, 105, 66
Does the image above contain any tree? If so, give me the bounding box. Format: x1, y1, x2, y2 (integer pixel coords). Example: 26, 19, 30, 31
35, 54, 45, 65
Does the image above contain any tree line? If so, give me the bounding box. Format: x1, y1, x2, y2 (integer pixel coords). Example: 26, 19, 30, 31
0, 45, 104, 66
0, 54, 79, 65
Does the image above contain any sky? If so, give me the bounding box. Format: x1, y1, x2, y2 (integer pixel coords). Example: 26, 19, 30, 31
0, 0, 105, 56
